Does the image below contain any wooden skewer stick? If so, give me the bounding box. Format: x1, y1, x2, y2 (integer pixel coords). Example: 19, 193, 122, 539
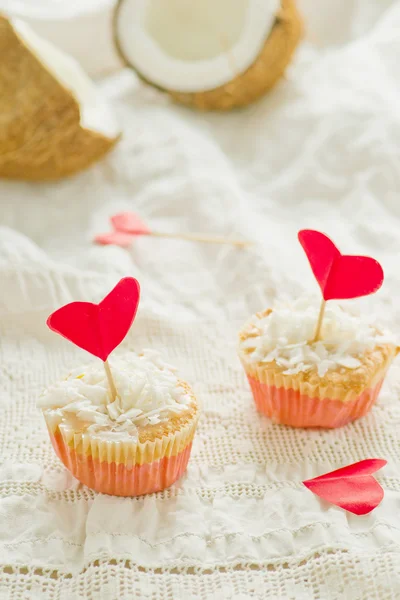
104, 359, 118, 402
313, 300, 326, 343
149, 231, 252, 248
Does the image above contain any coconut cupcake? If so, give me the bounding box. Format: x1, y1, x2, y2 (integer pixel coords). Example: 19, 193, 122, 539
238, 299, 398, 428
39, 350, 199, 496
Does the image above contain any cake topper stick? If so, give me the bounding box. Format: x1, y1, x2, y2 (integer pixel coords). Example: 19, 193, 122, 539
104, 359, 118, 401
313, 300, 326, 342
95, 212, 251, 248
46, 277, 140, 403
298, 229, 384, 343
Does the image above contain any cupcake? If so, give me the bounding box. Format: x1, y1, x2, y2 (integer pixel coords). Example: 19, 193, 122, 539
238, 299, 398, 428
39, 350, 199, 496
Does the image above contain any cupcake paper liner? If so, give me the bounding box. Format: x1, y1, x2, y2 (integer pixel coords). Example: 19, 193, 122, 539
45, 413, 198, 496
246, 374, 384, 428
241, 358, 390, 428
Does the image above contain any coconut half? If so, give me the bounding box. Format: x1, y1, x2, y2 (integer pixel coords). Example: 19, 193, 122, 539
114, 0, 302, 110
0, 15, 119, 181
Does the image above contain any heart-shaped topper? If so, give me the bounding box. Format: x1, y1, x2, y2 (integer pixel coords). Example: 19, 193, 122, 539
303, 459, 387, 515
298, 230, 384, 301
112, 212, 151, 236
47, 277, 140, 361
94, 211, 250, 248
94, 231, 134, 248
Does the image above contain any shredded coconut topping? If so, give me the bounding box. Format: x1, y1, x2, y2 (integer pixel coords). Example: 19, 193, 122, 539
239, 298, 394, 377
38, 350, 194, 441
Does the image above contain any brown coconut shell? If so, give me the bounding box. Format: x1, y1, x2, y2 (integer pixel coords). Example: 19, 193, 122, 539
0, 15, 119, 181
113, 0, 302, 111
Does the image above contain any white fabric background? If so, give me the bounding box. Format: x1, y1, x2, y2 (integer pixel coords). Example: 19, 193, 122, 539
1, 1, 400, 598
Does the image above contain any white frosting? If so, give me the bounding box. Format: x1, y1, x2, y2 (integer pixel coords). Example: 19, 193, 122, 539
38, 350, 194, 441
239, 298, 394, 377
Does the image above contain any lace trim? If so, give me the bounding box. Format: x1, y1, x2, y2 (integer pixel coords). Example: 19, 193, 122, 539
2, 549, 400, 600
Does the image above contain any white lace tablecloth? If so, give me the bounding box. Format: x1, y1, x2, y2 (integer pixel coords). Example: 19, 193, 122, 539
1, 1, 400, 598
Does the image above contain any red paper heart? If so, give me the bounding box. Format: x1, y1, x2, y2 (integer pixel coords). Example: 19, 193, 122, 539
47, 277, 140, 361
94, 231, 134, 248
298, 230, 384, 300
112, 212, 151, 236
303, 459, 387, 515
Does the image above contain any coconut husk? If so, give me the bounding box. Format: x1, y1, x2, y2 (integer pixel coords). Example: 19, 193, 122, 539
113, 0, 302, 111
0, 15, 119, 181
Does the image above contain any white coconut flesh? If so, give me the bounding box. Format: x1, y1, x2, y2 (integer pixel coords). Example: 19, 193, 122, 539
115, 0, 280, 93
12, 20, 118, 138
